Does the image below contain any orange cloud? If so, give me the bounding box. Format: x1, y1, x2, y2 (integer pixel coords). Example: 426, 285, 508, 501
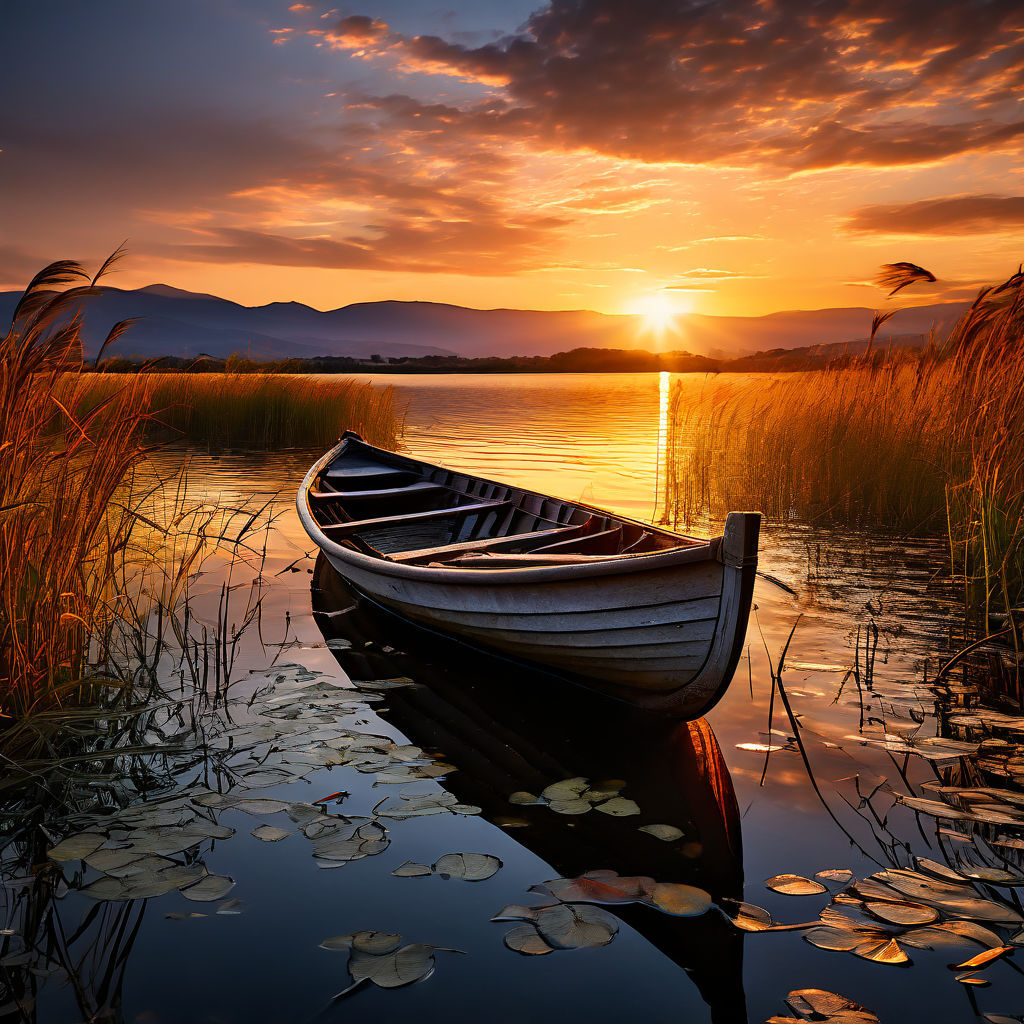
846, 194, 1024, 235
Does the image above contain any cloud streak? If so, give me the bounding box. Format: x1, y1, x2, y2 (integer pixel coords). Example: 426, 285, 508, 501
846, 194, 1024, 235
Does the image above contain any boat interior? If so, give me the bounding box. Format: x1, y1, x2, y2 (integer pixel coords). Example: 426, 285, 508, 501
308, 438, 708, 567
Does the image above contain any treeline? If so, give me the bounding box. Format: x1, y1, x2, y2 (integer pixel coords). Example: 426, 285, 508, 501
95, 342, 898, 375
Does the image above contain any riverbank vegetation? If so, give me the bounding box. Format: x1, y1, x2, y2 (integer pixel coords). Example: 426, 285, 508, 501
69, 372, 401, 448
0, 260, 400, 742
93, 338, 901, 376
665, 266, 1024, 677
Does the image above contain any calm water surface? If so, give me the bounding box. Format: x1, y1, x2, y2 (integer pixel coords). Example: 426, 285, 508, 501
10, 374, 1022, 1024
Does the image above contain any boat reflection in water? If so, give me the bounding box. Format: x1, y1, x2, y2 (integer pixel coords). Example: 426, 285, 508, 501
312, 556, 748, 1024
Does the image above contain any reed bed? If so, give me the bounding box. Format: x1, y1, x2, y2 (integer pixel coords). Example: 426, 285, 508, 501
69, 372, 402, 449
665, 267, 1024, 666
1, 260, 401, 742
0, 260, 153, 727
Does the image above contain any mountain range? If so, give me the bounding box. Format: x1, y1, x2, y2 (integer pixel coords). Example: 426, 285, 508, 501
0, 283, 968, 362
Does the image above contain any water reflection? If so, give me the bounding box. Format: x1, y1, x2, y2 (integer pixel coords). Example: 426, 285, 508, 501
312, 555, 748, 1024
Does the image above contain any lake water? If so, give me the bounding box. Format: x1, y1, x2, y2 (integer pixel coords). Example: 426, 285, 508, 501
5, 373, 1023, 1024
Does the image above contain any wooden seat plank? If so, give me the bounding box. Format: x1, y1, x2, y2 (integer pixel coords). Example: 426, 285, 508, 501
310, 481, 445, 501
389, 524, 584, 564
320, 500, 511, 537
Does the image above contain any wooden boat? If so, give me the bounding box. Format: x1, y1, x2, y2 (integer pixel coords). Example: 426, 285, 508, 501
297, 431, 760, 717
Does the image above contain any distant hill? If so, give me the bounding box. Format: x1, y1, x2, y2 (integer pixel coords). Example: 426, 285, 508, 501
0, 282, 969, 362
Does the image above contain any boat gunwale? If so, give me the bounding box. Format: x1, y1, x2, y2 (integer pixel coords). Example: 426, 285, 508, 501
297, 438, 726, 587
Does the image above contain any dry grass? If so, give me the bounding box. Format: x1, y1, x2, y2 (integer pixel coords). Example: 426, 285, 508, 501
664, 266, 1024, 662
0, 260, 401, 741
0, 260, 154, 726
69, 372, 402, 449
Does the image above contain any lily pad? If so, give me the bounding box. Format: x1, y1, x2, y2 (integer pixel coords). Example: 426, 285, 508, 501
647, 882, 713, 917
48, 833, 105, 863
595, 797, 640, 817
865, 901, 939, 926
180, 874, 235, 902
433, 853, 502, 882
534, 904, 618, 949
766, 874, 828, 896
503, 924, 553, 956
719, 899, 773, 932
346, 942, 459, 991
251, 825, 292, 842
784, 988, 879, 1022
392, 861, 432, 877
815, 869, 854, 885
639, 824, 684, 842
852, 937, 910, 965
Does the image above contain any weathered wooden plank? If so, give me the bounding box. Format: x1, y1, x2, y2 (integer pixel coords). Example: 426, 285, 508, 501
321, 500, 511, 536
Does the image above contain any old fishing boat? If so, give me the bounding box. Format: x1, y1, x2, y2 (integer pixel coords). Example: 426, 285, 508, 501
297, 432, 760, 717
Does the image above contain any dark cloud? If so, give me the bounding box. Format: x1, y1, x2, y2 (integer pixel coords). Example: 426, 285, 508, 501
323, 0, 1024, 170
846, 195, 1024, 234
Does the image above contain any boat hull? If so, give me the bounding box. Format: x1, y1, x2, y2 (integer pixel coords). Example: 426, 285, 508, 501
299, 437, 759, 717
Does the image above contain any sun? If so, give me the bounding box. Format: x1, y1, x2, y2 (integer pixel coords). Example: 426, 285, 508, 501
629, 292, 687, 339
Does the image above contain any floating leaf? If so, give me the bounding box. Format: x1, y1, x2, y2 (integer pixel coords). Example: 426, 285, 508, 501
536, 872, 654, 905
540, 777, 589, 801
217, 899, 244, 915
181, 875, 235, 903
392, 862, 432, 877
347, 942, 456, 990
84, 848, 140, 874
433, 853, 502, 882
766, 874, 828, 896
852, 937, 910, 965
503, 924, 553, 956
491, 905, 541, 922
595, 798, 640, 817
648, 882, 713, 917
964, 868, 1023, 884
448, 803, 482, 815
915, 858, 968, 884
865, 901, 939, 926
954, 946, 1014, 971
954, 972, 989, 986
901, 920, 1005, 950
321, 931, 402, 954
639, 824, 684, 842
815, 869, 854, 885
784, 988, 879, 1022
508, 792, 540, 805
534, 904, 618, 949
805, 927, 877, 952
736, 743, 784, 753
547, 799, 592, 815
251, 825, 292, 842
47, 833, 105, 863
719, 899, 773, 932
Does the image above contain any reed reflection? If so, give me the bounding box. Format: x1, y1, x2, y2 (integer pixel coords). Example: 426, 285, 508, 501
312, 555, 748, 1024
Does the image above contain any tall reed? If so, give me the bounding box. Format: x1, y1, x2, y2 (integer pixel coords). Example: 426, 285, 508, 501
1, 259, 402, 740
0, 260, 155, 724
664, 267, 1024, 661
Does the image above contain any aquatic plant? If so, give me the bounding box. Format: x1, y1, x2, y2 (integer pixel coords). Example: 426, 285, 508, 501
70, 371, 402, 449
0, 258, 154, 728
663, 266, 1024, 677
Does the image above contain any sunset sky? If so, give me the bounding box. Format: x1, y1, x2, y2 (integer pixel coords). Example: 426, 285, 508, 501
2, 0, 1022, 317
